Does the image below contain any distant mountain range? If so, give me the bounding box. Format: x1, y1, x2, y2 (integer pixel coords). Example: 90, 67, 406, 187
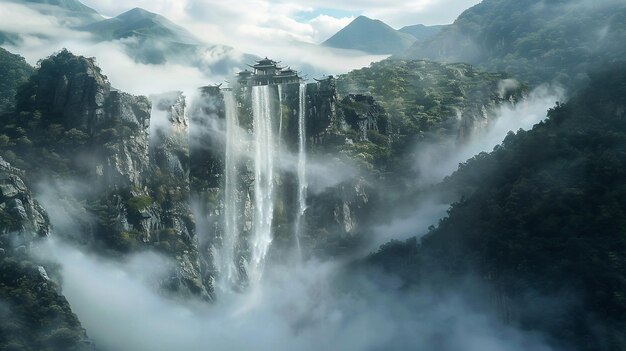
80, 7, 199, 45
76, 6, 259, 75
322, 16, 422, 55
1, 1, 256, 77
398, 24, 446, 41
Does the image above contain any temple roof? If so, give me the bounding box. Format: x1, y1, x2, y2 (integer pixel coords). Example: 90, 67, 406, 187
237, 58, 303, 84
255, 57, 279, 65
278, 67, 299, 76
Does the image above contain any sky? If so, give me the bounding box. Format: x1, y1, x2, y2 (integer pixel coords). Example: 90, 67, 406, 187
0, 0, 482, 97
78, 0, 482, 45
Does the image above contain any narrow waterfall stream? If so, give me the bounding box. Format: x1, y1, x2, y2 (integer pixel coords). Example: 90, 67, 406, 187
277, 84, 284, 152
295, 83, 307, 255
249, 85, 276, 283
222, 91, 240, 288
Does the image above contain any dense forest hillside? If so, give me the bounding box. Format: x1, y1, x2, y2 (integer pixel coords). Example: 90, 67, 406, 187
400, 0, 626, 86
369, 64, 626, 351
335, 59, 525, 173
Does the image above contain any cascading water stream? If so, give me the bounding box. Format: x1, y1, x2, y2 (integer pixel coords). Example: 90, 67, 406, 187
277, 84, 284, 152
249, 85, 276, 283
222, 91, 240, 288
294, 83, 307, 255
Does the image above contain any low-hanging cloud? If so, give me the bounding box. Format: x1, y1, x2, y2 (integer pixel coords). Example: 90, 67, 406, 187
367, 84, 566, 250
413, 84, 566, 186
35, 238, 558, 351
2, 0, 387, 98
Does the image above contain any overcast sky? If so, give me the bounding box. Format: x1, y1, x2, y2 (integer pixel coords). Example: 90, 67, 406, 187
78, 0, 482, 45
0, 0, 482, 95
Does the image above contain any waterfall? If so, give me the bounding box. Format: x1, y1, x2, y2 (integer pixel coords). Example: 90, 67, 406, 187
249, 85, 275, 283
295, 83, 307, 255
277, 84, 283, 152
222, 91, 240, 288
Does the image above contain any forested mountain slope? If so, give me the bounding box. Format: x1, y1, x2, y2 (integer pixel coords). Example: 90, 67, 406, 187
370, 64, 626, 350
400, 0, 626, 86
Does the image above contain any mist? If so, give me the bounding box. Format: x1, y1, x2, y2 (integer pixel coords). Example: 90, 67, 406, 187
413, 84, 565, 186
23, 77, 567, 351
34, 238, 557, 351
367, 84, 566, 250
0, 0, 388, 99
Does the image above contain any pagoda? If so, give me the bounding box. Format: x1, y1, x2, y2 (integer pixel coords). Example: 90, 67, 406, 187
238, 58, 303, 86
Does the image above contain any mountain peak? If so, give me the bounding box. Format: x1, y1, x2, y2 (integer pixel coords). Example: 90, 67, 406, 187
119, 7, 158, 19
81, 6, 199, 46
322, 16, 415, 55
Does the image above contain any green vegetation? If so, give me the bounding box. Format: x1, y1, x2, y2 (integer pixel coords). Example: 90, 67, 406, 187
127, 195, 153, 213
334, 59, 524, 173
0, 48, 33, 114
371, 64, 626, 351
401, 0, 626, 86
0, 257, 88, 351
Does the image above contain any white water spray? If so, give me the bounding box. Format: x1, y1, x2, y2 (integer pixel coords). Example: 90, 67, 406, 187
295, 84, 307, 255
250, 85, 276, 283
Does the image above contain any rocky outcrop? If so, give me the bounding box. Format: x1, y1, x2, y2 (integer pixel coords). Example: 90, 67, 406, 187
305, 77, 338, 143
98, 91, 151, 188
28, 50, 111, 132
0, 157, 49, 244
0, 156, 94, 351
146, 91, 208, 300
6, 50, 209, 300
339, 94, 389, 141
16, 49, 151, 189
305, 178, 373, 255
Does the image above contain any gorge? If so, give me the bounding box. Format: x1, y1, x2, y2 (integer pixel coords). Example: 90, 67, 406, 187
1, 0, 626, 349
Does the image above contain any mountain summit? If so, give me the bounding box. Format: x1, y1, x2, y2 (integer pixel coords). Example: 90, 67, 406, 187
322, 15, 416, 55
81, 7, 199, 45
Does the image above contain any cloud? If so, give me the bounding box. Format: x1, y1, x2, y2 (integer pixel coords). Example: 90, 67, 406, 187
1, 0, 387, 99
78, 0, 482, 45
366, 83, 566, 251
308, 14, 353, 42
413, 84, 566, 186
35, 239, 557, 351
4, 39, 210, 96
0, 1, 92, 40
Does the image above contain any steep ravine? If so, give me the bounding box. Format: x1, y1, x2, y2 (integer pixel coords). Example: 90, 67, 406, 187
0, 49, 531, 347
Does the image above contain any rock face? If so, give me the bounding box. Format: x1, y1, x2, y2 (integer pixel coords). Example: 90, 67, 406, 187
339, 94, 389, 141
186, 77, 380, 284
0, 49, 526, 303
0, 156, 94, 351
17, 49, 151, 188
0, 157, 49, 246
99, 91, 151, 188
7, 50, 209, 299
147, 91, 207, 299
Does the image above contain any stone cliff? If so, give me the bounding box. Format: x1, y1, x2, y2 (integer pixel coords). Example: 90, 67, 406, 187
5, 50, 209, 300
0, 156, 94, 351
